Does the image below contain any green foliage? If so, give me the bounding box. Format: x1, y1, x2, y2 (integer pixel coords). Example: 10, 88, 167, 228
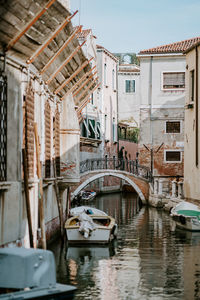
118, 127, 139, 143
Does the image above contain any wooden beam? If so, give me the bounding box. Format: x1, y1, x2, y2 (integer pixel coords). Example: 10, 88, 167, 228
6, 0, 57, 51
46, 40, 86, 85
74, 77, 98, 105
22, 148, 34, 248
77, 82, 101, 114
69, 66, 96, 96
40, 26, 81, 74
55, 57, 94, 95
34, 123, 46, 250
27, 10, 78, 64
73, 70, 98, 97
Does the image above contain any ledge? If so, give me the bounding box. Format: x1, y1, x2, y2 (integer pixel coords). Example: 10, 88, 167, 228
0, 182, 12, 191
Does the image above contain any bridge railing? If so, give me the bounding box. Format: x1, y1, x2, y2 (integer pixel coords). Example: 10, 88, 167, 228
80, 158, 152, 181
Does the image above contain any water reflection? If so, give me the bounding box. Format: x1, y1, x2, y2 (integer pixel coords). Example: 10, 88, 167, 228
49, 192, 200, 300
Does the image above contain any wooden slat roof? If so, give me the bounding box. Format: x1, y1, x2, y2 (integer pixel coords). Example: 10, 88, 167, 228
0, 0, 97, 103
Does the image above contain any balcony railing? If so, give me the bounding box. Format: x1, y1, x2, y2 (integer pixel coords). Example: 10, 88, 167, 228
80, 158, 152, 181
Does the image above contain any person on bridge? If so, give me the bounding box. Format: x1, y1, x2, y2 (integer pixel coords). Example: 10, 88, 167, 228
117, 146, 125, 170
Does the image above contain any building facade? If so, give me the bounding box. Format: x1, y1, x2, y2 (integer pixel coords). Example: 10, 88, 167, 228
137, 38, 200, 191
184, 41, 200, 202
0, 1, 97, 248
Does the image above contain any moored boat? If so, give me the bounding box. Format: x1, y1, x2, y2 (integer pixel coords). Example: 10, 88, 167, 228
170, 201, 200, 231
65, 207, 117, 244
80, 190, 96, 201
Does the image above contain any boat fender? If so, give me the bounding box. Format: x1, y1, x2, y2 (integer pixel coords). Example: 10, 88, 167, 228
179, 215, 186, 225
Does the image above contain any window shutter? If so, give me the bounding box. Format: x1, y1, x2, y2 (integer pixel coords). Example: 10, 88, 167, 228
163, 72, 185, 89
54, 107, 60, 177
25, 82, 34, 178
45, 101, 51, 178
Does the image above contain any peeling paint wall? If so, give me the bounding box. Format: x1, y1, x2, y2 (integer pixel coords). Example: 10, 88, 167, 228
138, 55, 185, 180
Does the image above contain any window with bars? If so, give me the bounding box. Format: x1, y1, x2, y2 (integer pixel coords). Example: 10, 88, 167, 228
125, 80, 135, 93
165, 150, 181, 162
0, 74, 7, 181
163, 72, 185, 90
166, 121, 181, 133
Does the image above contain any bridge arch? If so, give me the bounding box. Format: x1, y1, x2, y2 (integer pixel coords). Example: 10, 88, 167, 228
72, 170, 149, 204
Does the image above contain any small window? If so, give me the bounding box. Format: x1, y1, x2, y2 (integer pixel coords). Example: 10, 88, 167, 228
104, 63, 107, 85
189, 70, 195, 102
125, 80, 135, 93
165, 151, 181, 162
163, 72, 185, 90
112, 69, 115, 90
166, 121, 181, 133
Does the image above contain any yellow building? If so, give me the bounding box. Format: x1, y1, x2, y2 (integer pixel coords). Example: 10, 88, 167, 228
184, 41, 200, 202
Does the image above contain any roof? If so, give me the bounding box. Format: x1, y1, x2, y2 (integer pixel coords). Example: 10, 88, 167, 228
97, 44, 119, 62
0, 0, 96, 105
139, 37, 200, 55
118, 64, 140, 73
77, 28, 91, 39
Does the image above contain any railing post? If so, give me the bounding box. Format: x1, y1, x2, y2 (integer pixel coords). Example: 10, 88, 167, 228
158, 179, 163, 195
91, 159, 94, 171
113, 158, 116, 169
178, 181, 184, 199
172, 180, 177, 198
154, 179, 158, 194
105, 156, 108, 169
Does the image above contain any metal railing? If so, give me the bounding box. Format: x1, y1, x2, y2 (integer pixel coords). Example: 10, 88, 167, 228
80, 158, 152, 181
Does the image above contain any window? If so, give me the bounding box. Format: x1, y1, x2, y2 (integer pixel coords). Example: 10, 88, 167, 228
163, 72, 185, 90
166, 121, 181, 133
189, 70, 195, 101
125, 80, 135, 93
112, 117, 116, 142
112, 69, 115, 90
104, 63, 107, 85
165, 150, 182, 162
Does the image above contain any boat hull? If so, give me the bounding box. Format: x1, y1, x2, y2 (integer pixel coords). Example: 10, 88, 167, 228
171, 215, 200, 231
66, 227, 113, 244
170, 201, 200, 231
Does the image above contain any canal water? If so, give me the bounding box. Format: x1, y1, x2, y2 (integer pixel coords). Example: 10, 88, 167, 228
49, 193, 200, 300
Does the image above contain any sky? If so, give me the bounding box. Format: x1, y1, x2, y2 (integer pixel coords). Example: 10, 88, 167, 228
70, 0, 200, 54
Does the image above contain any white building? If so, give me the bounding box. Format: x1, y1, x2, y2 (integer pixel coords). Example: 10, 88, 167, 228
118, 64, 140, 128
137, 37, 200, 188
97, 45, 118, 159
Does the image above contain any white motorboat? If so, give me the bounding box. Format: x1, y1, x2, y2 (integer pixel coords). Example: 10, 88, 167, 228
65, 207, 117, 244
70, 206, 107, 217
80, 190, 96, 201
170, 201, 200, 231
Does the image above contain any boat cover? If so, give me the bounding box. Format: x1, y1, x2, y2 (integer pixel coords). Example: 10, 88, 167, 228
78, 212, 97, 238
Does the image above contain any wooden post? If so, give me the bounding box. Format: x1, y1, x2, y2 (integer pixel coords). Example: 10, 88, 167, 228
53, 160, 64, 240
22, 148, 34, 248
66, 187, 70, 218
34, 123, 46, 249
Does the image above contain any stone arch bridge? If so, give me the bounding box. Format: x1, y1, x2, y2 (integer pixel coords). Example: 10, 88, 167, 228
71, 159, 152, 204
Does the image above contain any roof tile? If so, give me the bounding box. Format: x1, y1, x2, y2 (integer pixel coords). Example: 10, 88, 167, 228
139, 37, 200, 54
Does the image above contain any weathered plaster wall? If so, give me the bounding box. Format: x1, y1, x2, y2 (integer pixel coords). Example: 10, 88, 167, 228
139, 54, 185, 178
184, 46, 200, 201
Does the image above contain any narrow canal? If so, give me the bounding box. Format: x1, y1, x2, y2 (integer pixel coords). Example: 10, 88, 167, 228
49, 193, 200, 300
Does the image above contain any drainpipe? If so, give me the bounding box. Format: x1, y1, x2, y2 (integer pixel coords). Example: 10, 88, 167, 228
196, 46, 199, 167
149, 56, 153, 174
